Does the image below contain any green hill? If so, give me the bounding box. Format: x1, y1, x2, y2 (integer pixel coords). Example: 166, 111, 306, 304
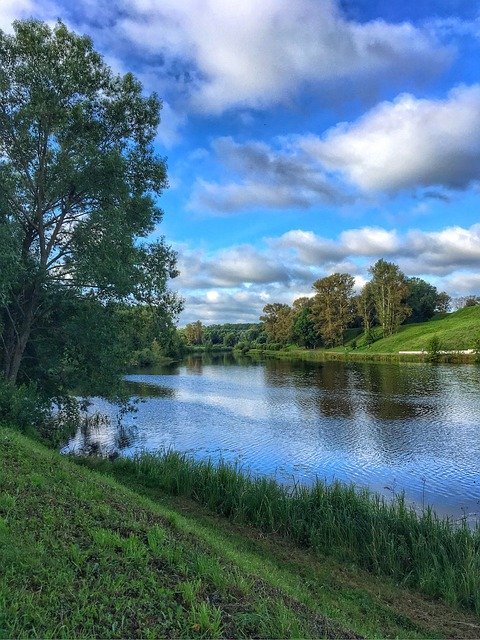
1, 428, 479, 638
355, 306, 480, 354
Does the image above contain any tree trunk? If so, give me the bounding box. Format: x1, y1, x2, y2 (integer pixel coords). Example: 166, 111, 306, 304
2, 288, 38, 384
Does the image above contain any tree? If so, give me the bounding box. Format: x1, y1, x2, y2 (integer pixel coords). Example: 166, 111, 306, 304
405, 277, 438, 323
369, 260, 410, 337
435, 291, 451, 313
0, 20, 180, 388
184, 321, 203, 346
311, 273, 355, 346
290, 297, 318, 348
356, 282, 376, 338
260, 303, 293, 344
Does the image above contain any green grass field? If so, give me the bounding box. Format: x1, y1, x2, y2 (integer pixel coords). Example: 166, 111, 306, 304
1, 428, 480, 638
353, 306, 480, 354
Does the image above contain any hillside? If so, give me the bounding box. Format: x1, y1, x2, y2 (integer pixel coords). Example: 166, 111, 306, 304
1, 429, 479, 638
353, 306, 480, 354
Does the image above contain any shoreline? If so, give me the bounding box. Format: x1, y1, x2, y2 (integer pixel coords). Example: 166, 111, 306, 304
247, 346, 478, 364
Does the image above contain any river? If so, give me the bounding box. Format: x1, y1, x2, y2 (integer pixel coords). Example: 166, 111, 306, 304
63, 353, 480, 524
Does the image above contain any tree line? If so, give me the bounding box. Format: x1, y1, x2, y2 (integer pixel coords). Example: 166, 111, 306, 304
182, 261, 480, 353
260, 259, 454, 349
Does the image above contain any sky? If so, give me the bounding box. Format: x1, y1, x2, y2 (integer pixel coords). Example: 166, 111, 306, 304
2, 0, 480, 324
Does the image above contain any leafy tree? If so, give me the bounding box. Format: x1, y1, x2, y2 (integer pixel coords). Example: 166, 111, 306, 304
223, 331, 237, 347
0, 20, 180, 389
184, 321, 203, 346
260, 303, 293, 344
356, 282, 376, 337
405, 277, 438, 323
290, 297, 318, 348
435, 291, 451, 313
311, 273, 355, 346
369, 260, 411, 337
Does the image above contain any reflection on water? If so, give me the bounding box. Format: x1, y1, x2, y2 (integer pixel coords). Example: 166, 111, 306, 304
64, 354, 480, 523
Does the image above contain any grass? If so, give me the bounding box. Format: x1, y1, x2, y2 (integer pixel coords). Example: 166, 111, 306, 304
2, 427, 480, 639
353, 306, 480, 354
78, 450, 480, 616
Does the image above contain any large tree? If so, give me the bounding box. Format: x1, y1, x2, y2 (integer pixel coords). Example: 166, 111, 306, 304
369, 260, 410, 337
0, 20, 180, 387
290, 297, 318, 348
405, 277, 438, 323
311, 273, 355, 346
260, 303, 293, 344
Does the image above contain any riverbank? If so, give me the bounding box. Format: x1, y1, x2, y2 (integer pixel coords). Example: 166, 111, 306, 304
1, 428, 479, 638
249, 346, 478, 364
249, 306, 480, 364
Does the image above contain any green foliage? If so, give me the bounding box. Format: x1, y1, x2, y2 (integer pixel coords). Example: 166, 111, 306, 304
183, 321, 204, 346
406, 278, 439, 323
356, 282, 376, 336
0, 378, 50, 432
0, 19, 180, 398
260, 303, 294, 345
369, 260, 411, 337
426, 335, 442, 363
311, 273, 355, 347
291, 303, 319, 349
435, 291, 452, 313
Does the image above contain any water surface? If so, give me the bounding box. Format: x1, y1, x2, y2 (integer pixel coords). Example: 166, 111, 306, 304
64, 354, 480, 523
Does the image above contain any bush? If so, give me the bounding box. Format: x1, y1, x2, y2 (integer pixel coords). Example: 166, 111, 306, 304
0, 378, 50, 432
427, 335, 441, 363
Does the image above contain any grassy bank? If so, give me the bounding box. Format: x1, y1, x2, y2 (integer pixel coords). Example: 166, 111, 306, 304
80, 451, 480, 616
2, 429, 480, 637
253, 306, 480, 364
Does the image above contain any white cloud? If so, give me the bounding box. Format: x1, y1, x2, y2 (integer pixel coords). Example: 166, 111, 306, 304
2, 0, 451, 115
0, 0, 60, 32
190, 85, 480, 212
187, 136, 349, 213
340, 228, 399, 255
176, 224, 480, 324
301, 84, 480, 193
273, 230, 344, 264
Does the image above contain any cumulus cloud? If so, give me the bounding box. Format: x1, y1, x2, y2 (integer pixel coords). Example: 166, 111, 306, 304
190, 85, 480, 212
125, 0, 450, 114
175, 224, 480, 324
301, 84, 480, 193
276, 224, 480, 276
1, 0, 452, 115
188, 136, 350, 213
0, 0, 60, 31
174, 244, 313, 292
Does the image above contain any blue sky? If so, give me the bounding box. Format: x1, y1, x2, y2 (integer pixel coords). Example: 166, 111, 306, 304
3, 0, 480, 323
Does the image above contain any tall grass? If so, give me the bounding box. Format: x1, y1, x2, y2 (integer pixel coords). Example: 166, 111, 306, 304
109, 451, 480, 614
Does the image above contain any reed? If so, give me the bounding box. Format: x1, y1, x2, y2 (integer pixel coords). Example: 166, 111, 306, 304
110, 450, 480, 614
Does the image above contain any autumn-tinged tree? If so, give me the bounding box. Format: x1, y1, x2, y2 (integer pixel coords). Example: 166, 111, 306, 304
311, 273, 355, 346
0, 20, 180, 388
369, 260, 410, 337
184, 321, 203, 345
260, 303, 293, 344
